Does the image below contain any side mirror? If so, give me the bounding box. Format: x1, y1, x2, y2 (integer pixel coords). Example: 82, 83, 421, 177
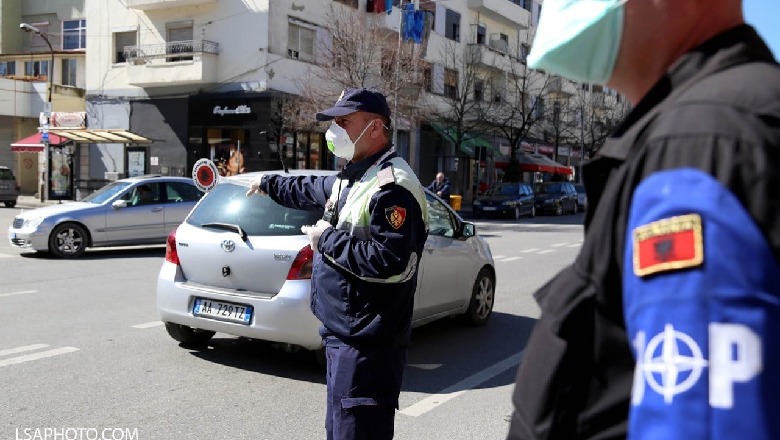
460, 222, 476, 238
112, 199, 128, 209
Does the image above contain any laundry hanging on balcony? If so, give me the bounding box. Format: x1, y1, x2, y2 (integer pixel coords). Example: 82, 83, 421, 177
401, 3, 426, 44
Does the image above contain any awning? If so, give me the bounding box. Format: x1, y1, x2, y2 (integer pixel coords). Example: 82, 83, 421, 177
10, 133, 66, 152
429, 123, 501, 157
50, 129, 153, 144
497, 153, 573, 175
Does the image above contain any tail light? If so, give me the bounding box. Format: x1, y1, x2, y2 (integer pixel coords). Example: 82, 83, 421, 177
287, 245, 313, 280
165, 229, 180, 265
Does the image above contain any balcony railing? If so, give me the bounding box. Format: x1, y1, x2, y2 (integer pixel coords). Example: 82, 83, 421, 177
123, 40, 219, 64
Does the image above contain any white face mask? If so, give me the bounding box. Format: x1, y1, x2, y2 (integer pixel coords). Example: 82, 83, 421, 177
325, 121, 373, 161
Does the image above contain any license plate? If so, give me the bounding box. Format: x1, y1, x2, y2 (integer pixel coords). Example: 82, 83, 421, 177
483, 207, 496, 211
192, 298, 252, 324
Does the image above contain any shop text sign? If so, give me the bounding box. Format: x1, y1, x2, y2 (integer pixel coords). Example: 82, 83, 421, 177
213, 105, 251, 116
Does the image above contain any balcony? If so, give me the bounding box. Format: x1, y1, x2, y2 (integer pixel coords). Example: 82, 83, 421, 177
125, 0, 216, 10
467, 0, 530, 28
467, 43, 524, 75
548, 76, 574, 97
124, 40, 219, 87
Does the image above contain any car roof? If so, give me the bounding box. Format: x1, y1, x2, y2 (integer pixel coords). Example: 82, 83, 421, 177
118, 175, 196, 184
221, 169, 339, 186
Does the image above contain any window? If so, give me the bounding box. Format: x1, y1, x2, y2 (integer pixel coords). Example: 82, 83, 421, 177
333, 0, 357, 7
476, 24, 486, 45
24, 60, 50, 78
425, 193, 455, 238
62, 19, 86, 50
288, 22, 315, 63
166, 182, 203, 203
167, 22, 194, 62
445, 9, 460, 42
28, 23, 50, 49
534, 96, 545, 120
444, 68, 458, 99
474, 80, 483, 102
114, 31, 137, 63
520, 44, 530, 64
61, 59, 77, 86
0, 61, 15, 76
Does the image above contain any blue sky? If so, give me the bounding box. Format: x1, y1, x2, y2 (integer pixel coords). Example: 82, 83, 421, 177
744, 0, 780, 58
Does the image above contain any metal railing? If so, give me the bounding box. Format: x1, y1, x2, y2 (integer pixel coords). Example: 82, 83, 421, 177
123, 40, 219, 63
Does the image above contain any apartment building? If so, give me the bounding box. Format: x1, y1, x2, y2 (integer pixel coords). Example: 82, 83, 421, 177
0, 0, 87, 196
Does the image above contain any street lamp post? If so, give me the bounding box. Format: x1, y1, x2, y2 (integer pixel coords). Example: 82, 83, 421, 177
20, 23, 54, 202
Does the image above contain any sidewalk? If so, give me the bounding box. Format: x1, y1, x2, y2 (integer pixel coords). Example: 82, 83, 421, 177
15, 195, 64, 210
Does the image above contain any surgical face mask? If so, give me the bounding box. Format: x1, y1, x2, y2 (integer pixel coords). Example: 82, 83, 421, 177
527, 0, 626, 85
325, 121, 372, 161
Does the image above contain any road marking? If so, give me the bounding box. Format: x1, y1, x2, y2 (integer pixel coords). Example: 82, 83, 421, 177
552, 242, 569, 247
0, 347, 79, 368
0, 343, 50, 357
521, 248, 540, 253
408, 363, 443, 370
491, 254, 506, 260
499, 257, 522, 262
400, 351, 523, 417
0, 290, 37, 298
0, 253, 16, 258
132, 321, 164, 329
537, 249, 556, 254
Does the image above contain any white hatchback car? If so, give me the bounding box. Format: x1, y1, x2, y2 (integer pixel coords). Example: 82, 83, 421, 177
156, 170, 496, 356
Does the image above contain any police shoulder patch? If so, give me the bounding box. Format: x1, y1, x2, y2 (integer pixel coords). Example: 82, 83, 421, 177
633, 213, 704, 277
385, 205, 407, 229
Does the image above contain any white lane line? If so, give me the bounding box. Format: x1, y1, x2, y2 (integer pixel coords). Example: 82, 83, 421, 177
0, 347, 80, 368
567, 243, 582, 248
0, 344, 50, 357
0, 253, 16, 258
491, 255, 506, 260
0, 290, 37, 298
499, 257, 522, 262
399, 352, 523, 417
520, 248, 540, 253
537, 249, 556, 255
552, 243, 569, 247
132, 321, 164, 329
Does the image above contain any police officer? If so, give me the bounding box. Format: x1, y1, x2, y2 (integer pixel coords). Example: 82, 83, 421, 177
247, 88, 428, 440
507, 0, 780, 439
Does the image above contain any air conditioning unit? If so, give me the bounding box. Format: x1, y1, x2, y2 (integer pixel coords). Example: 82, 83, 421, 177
104, 171, 123, 181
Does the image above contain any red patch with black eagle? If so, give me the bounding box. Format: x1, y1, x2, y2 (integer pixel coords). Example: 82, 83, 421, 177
633, 214, 704, 277
385, 205, 407, 229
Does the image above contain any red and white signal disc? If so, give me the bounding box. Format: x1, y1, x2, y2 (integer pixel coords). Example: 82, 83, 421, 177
192, 159, 220, 192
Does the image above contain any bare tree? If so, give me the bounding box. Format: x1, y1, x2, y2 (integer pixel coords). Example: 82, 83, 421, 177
571, 86, 632, 161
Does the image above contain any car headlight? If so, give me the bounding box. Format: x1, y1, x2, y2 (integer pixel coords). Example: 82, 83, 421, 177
23, 217, 45, 229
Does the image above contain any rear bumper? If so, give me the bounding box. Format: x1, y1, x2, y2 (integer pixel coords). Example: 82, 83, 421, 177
156, 261, 324, 350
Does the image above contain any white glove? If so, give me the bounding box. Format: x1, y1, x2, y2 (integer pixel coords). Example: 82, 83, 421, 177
246, 175, 267, 197
301, 220, 332, 253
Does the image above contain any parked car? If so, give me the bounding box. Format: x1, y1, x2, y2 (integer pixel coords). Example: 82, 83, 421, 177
534, 181, 579, 215
156, 170, 496, 360
574, 183, 588, 211
0, 166, 20, 208
472, 182, 536, 219
7, 175, 204, 258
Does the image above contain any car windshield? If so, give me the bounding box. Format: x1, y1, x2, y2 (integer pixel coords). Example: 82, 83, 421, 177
187, 182, 322, 236
488, 183, 519, 196
81, 181, 132, 204
535, 183, 562, 195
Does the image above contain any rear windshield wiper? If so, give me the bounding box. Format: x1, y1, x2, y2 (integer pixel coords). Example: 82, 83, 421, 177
201, 222, 248, 241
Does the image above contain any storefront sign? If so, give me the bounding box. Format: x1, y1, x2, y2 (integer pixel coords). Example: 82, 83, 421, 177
50, 112, 87, 128
213, 105, 252, 116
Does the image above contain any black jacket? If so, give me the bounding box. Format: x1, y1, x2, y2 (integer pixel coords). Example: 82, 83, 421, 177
508, 25, 780, 439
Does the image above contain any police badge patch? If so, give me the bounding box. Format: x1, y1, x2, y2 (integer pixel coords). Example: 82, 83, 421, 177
633, 213, 704, 277
385, 206, 407, 229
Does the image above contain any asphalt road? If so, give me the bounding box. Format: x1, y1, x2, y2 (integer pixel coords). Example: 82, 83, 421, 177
0, 206, 585, 440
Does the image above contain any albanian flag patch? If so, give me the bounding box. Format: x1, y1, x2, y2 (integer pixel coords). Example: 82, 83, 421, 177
633, 213, 703, 277
385, 205, 407, 229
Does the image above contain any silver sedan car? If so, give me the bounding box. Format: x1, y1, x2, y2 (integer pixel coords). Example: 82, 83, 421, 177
156, 170, 496, 357
7, 175, 204, 258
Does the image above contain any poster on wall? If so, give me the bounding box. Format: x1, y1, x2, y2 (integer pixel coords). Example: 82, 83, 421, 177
49, 151, 73, 200
127, 147, 148, 177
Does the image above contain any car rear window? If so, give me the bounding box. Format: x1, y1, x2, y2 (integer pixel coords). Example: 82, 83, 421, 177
0, 169, 15, 180
187, 182, 322, 236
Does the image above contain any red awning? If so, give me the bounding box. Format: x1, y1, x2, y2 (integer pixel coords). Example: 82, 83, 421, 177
10, 132, 66, 153
496, 153, 573, 175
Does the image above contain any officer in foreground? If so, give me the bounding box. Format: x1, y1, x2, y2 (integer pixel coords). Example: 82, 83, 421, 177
507, 0, 780, 439
247, 88, 428, 440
